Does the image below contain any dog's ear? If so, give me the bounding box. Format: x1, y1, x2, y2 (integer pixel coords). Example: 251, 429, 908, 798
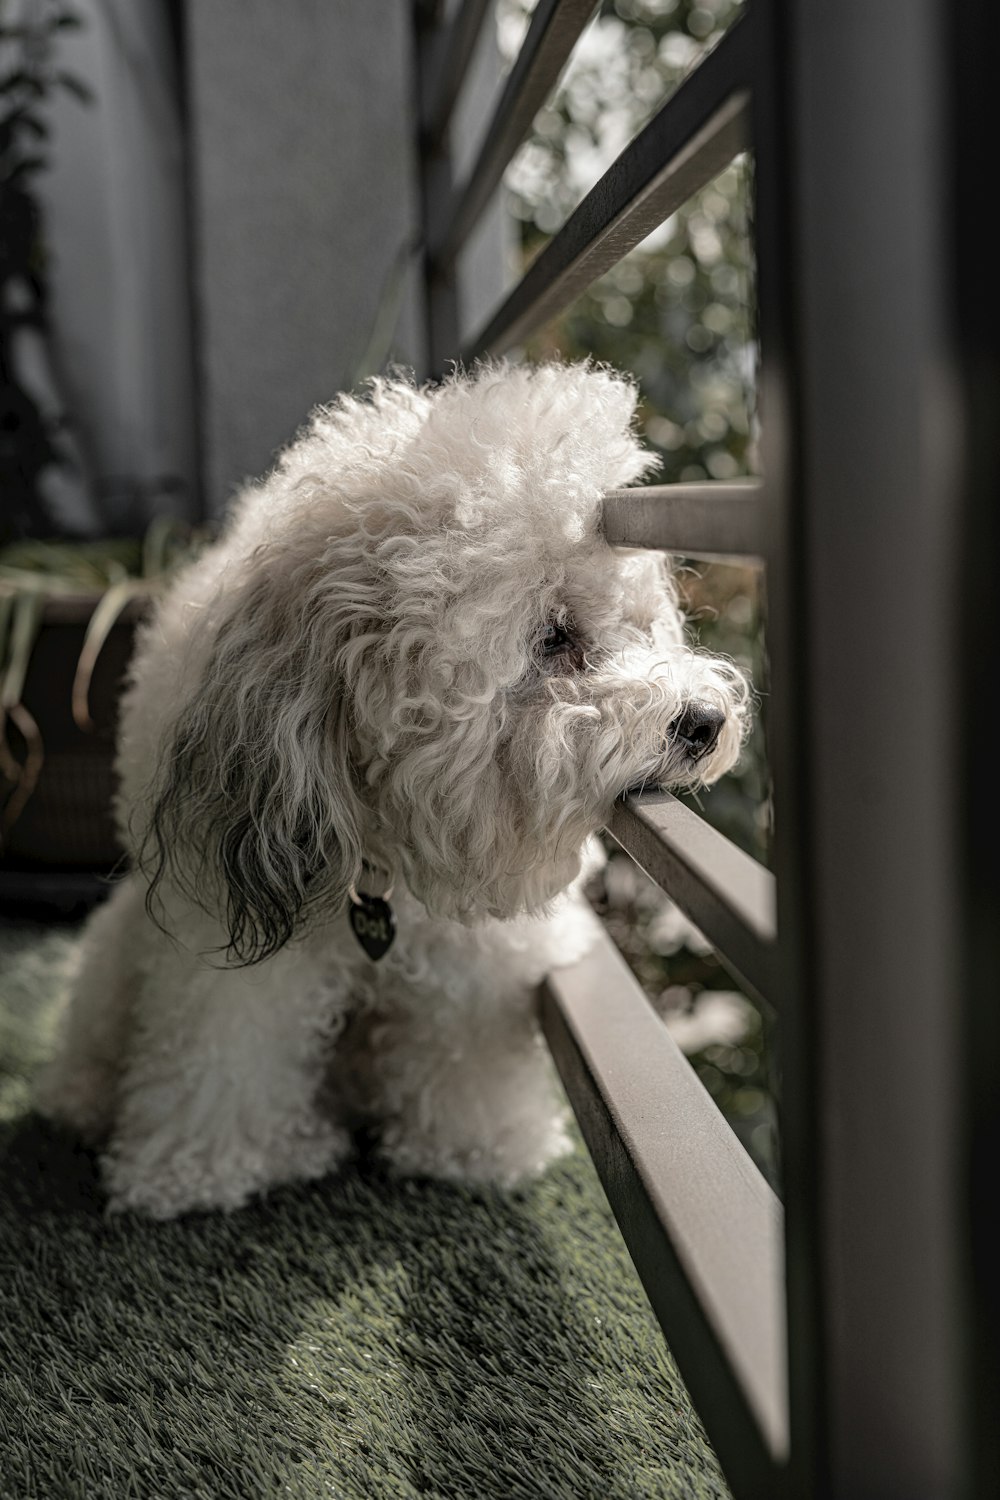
136, 553, 368, 966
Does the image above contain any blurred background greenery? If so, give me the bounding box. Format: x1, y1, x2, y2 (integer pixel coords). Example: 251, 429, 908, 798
499, 0, 778, 1188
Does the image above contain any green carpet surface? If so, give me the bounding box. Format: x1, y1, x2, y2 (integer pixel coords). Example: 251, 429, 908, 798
0, 916, 731, 1500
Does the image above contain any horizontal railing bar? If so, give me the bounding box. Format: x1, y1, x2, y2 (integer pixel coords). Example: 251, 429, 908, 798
463, 11, 753, 361
539, 911, 788, 1482
603, 479, 765, 560
429, 0, 599, 270
607, 791, 777, 1009
419, 0, 494, 150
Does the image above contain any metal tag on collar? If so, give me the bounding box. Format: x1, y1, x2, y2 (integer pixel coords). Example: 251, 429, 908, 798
348, 880, 396, 961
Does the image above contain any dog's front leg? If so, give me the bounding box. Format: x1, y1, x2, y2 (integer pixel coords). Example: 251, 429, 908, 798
101, 907, 353, 1218
35, 874, 145, 1143
366, 975, 572, 1188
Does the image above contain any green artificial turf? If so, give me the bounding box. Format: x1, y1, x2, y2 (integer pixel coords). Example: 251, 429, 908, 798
0, 916, 731, 1500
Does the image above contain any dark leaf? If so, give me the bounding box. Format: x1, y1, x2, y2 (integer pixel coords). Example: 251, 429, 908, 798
0, 72, 45, 97
7, 154, 47, 177
55, 71, 94, 105
18, 113, 50, 139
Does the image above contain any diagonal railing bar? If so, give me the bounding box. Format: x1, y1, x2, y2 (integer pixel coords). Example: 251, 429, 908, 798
419, 0, 495, 150
462, 10, 753, 362
603, 480, 765, 560
607, 790, 777, 1009
539, 911, 788, 1483
429, 0, 599, 271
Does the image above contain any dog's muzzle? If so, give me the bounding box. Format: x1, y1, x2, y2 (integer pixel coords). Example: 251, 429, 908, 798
670, 700, 725, 761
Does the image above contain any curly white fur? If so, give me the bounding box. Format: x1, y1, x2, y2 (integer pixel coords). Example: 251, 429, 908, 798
36, 361, 750, 1217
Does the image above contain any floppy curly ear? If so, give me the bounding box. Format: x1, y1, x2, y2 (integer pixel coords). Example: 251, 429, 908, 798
136, 556, 369, 966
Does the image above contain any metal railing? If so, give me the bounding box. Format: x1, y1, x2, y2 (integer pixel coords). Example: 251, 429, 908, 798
414, 3, 993, 1496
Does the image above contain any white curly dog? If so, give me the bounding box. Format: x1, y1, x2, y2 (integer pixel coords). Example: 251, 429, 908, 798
37, 361, 749, 1217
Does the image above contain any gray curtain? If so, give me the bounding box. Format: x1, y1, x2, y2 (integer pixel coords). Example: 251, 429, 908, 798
33, 0, 197, 534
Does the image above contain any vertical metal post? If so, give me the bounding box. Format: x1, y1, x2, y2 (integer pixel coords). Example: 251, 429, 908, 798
950, 6, 1000, 1497
750, 5, 821, 1489
413, 0, 462, 377
757, 2, 976, 1493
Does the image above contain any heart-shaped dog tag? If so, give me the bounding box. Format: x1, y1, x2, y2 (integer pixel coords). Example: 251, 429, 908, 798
349, 894, 396, 961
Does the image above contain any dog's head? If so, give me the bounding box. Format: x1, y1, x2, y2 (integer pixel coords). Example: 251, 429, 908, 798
142, 362, 750, 961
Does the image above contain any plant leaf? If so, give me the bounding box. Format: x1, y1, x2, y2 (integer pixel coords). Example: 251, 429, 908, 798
0, 701, 44, 843
0, 586, 46, 814
141, 513, 189, 578
0, 593, 18, 787
72, 579, 155, 732
0, 581, 45, 711
0, 590, 14, 671
55, 70, 94, 104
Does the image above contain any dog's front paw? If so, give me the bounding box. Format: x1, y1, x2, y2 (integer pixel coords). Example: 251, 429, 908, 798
102, 1120, 354, 1218
380, 1109, 574, 1189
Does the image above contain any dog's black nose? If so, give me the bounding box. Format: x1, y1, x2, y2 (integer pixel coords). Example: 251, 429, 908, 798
672, 701, 725, 759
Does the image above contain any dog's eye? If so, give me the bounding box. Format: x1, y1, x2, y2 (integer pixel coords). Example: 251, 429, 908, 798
540, 621, 574, 656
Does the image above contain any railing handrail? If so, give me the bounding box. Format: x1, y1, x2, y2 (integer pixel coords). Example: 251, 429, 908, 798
608, 791, 776, 1010
417, 2, 991, 1494
463, 12, 753, 361
428, 0, 598, 271
602, 480, 765, 561
539, 908, 788, 1475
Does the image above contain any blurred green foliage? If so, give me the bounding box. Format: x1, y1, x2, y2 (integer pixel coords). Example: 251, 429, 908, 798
501, 0, 778, 1185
